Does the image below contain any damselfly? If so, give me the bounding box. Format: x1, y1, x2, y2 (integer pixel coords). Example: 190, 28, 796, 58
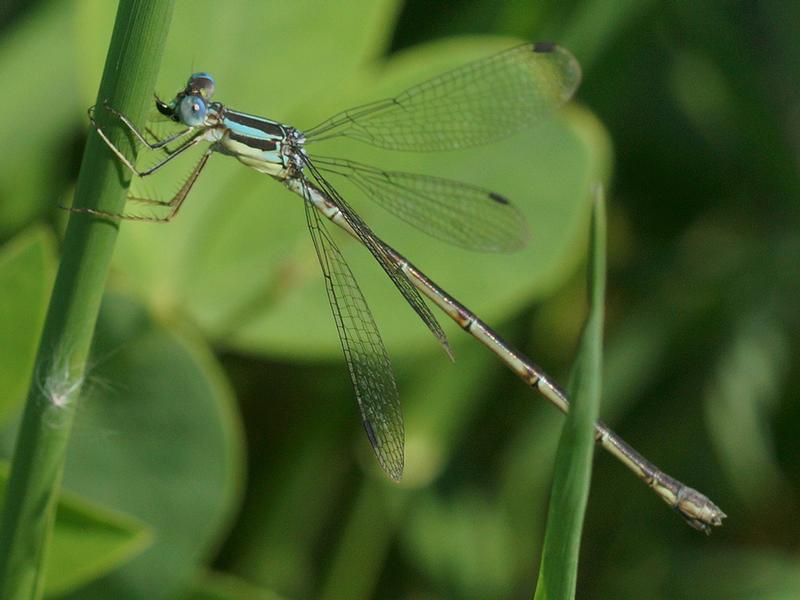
70, 43, 725, 533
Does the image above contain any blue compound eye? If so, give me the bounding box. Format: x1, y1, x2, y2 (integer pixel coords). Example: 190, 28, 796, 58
178, 95, 207, 126
187, 72, 215, 99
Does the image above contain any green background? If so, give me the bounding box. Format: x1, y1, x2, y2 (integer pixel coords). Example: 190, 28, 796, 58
0, 0, 798, 598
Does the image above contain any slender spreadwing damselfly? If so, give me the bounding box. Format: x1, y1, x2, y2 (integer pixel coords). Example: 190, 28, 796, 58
68, 43, 725, 533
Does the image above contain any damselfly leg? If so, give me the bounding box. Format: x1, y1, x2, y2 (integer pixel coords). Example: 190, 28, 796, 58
89, 103, 204, 178
65, 103, 210, 222
95, 99, 195, 150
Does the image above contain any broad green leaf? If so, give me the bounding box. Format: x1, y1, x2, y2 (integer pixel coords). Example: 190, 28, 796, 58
76, 0, 399, 113
0, 226, 56, 423
59, 293, 244, 599
0, 462, 152, 597
534, 186, 605, 600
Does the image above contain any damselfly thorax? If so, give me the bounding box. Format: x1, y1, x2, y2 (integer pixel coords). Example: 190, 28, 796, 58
195, 103, 306, 179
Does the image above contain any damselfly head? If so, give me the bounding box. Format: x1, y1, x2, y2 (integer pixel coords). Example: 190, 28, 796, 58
154, 72, 215, 126
154, 94, 207, 127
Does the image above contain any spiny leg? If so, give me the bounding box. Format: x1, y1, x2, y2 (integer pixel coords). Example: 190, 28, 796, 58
144, 126, 184, 156
91, 113, 205, 178
90, 100, 195, 150
62, 148, 213, 223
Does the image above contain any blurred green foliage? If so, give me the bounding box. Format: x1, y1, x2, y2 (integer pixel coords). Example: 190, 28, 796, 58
0, 0, 798, 598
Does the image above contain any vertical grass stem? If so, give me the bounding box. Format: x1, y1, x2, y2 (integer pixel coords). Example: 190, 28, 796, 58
0, 2, 174, 597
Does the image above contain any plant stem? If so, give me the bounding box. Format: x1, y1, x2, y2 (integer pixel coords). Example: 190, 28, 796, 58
0, 2, 174, 597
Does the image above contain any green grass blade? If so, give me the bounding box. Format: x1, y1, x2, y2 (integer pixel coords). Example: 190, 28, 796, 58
0, 2, 174, 598
533, 185, 606, 600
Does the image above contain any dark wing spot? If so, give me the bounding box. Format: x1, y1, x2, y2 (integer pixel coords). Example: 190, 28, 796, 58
533, 41, 556, 53
488, 191, 510, 205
